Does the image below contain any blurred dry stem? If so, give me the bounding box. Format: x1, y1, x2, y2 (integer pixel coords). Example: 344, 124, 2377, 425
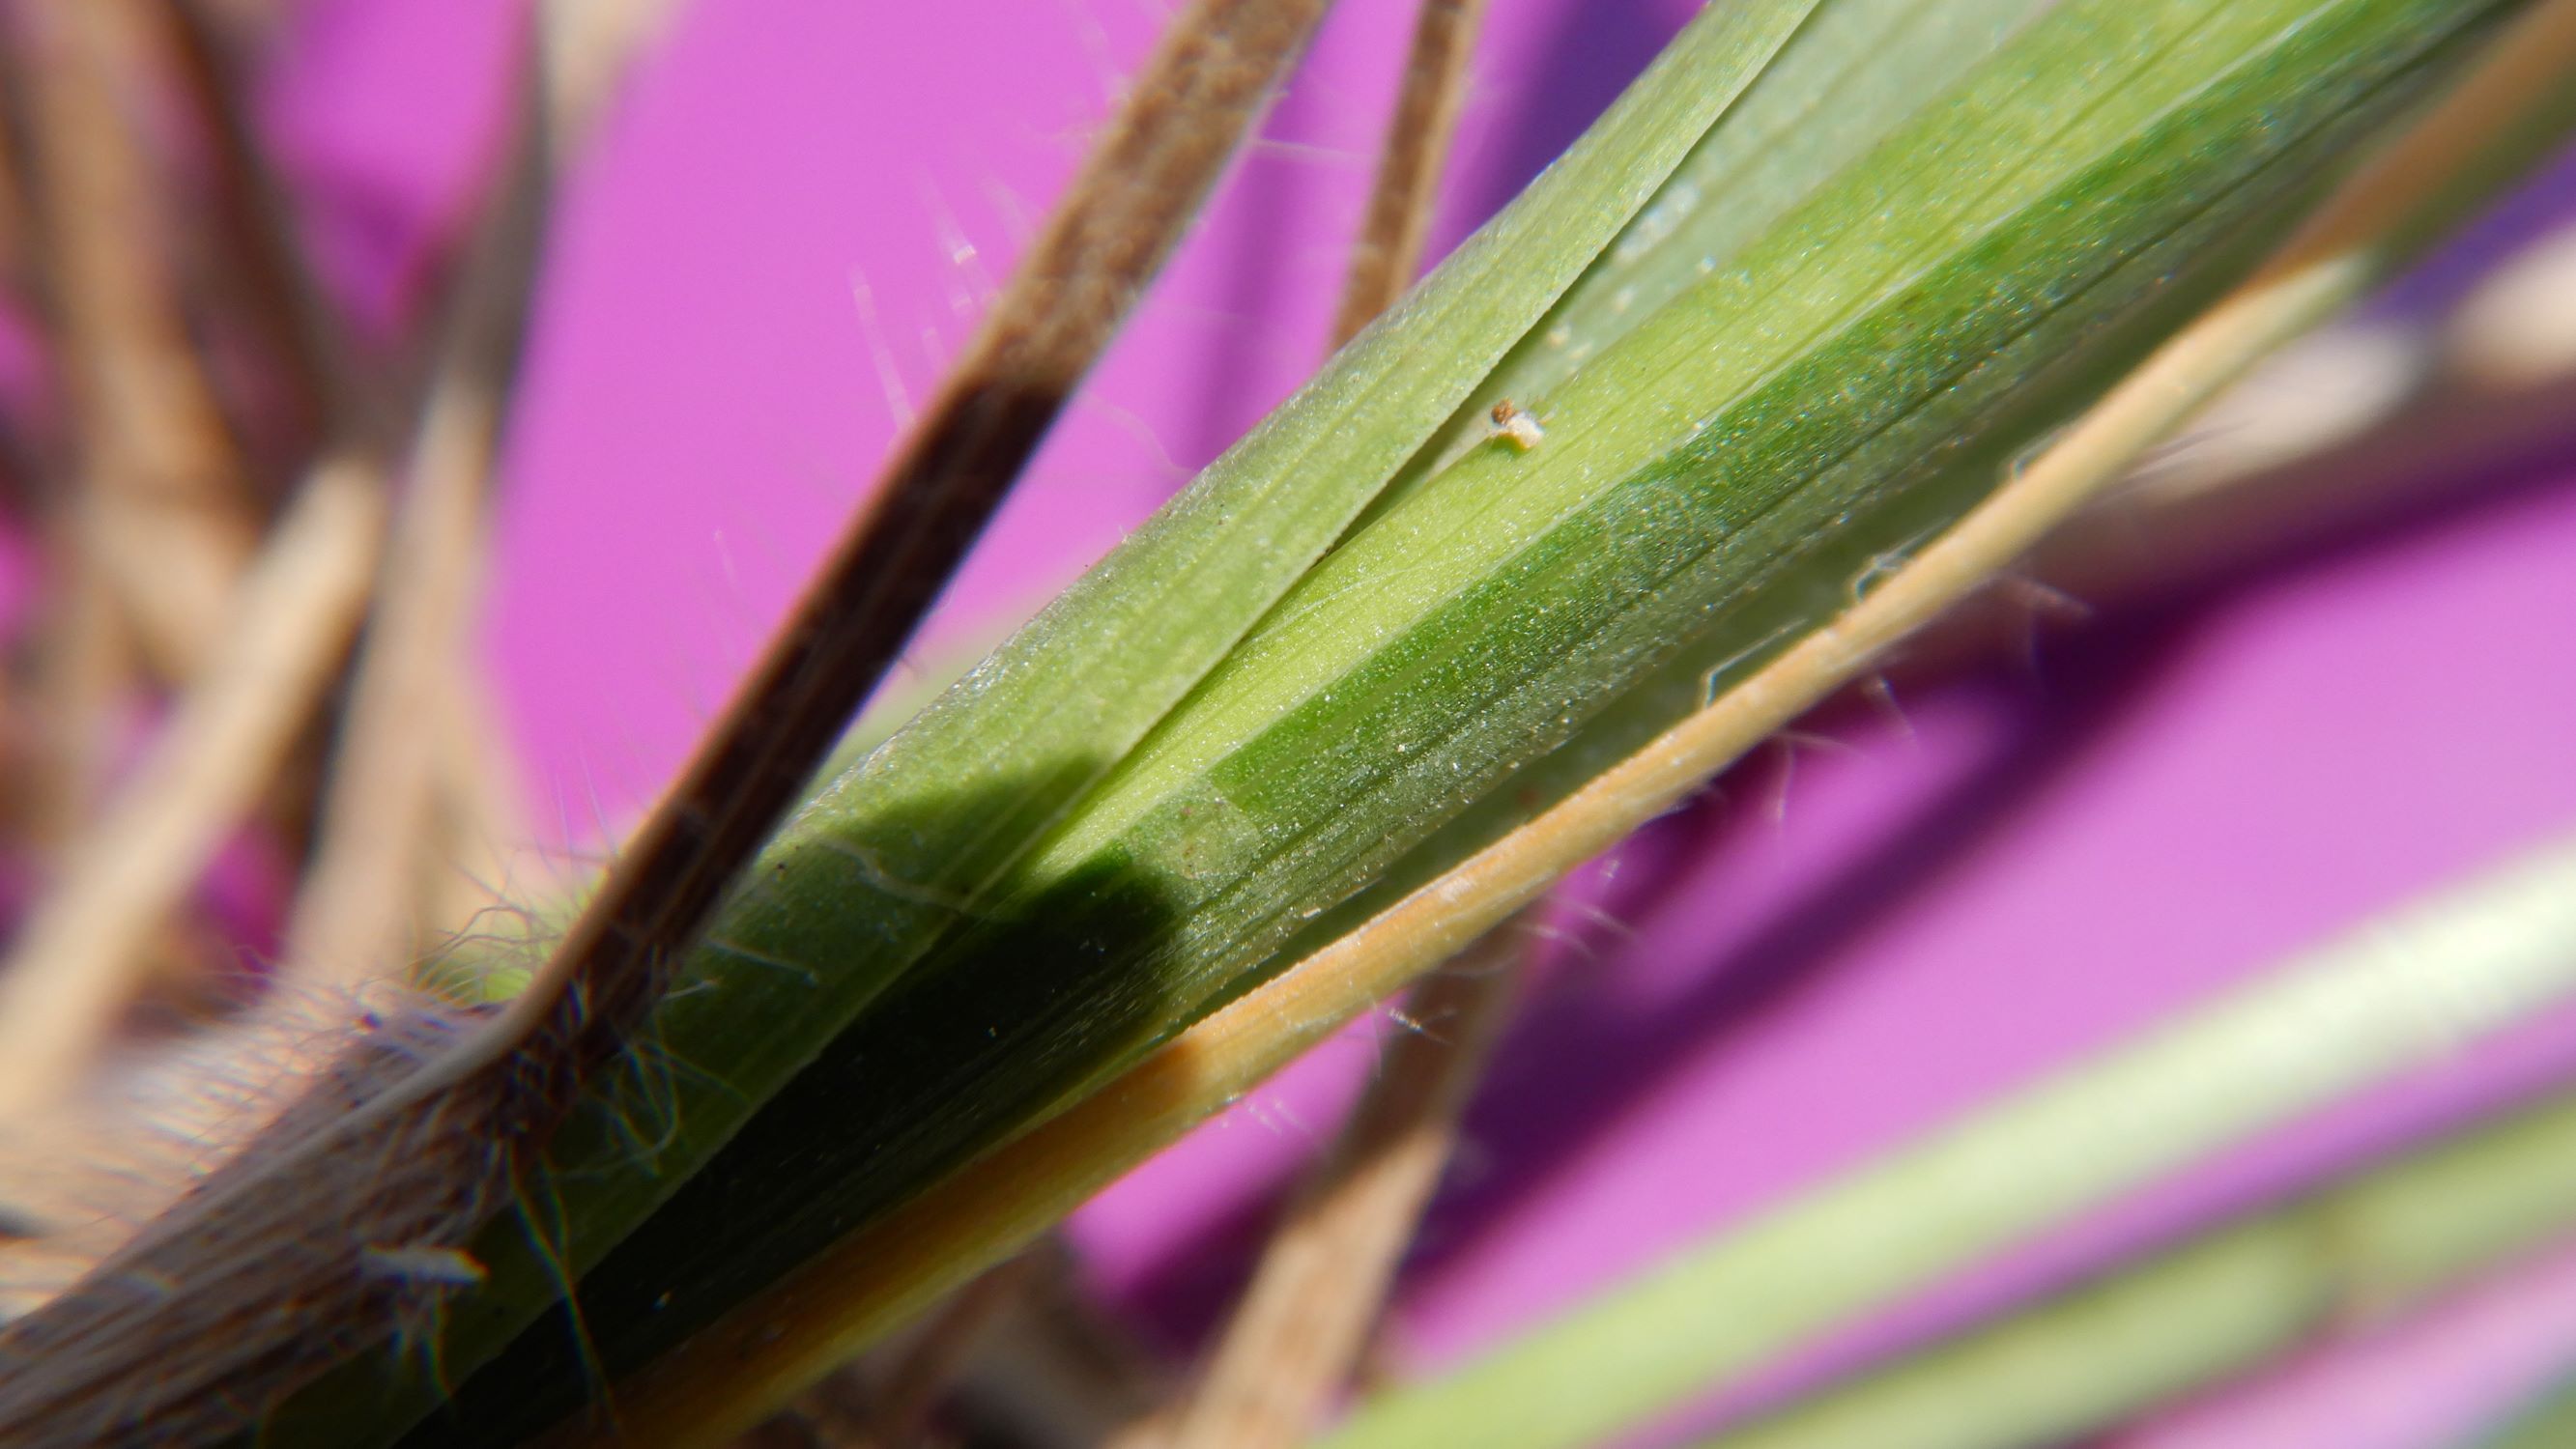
948, 1240, 1175, 1449
18, 0, 258, 684
0, 0, 347, 1125
0, 454, 384, 1118
0, 1, 680, 1440
2452, 220, 2576, 383
163, 0, 373, 451
781, 1255, 1042, 1449
1161, 935, 1525, 1449
1328, 0, 1486, 348
277, 0, 674, 1016
12, 0, 245, 862
846, 1261, 1030, 1446
0, 0, 566, 1132
1908, 312, 2576, 682
0, 0, 431, 1122
0, 43, 35, 298
279, 43, 554, 1005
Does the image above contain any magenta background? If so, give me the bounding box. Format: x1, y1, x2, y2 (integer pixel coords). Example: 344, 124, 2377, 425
250, 1, 2576, 1441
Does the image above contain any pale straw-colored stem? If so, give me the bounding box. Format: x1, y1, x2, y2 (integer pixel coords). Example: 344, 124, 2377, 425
1159, 930, 1526, 1449
0, 456, 386, 1119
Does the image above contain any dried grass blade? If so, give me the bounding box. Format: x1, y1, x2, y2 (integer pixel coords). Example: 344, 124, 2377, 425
1327, 0, 1487, 347
17, 0, 258, 682
163, 0, 371, 447
0, 458, 384, 1119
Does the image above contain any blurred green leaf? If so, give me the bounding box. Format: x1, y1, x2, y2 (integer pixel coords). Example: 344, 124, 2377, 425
1325, 835, 2576, 1449
1688, 1084, 2576, 1449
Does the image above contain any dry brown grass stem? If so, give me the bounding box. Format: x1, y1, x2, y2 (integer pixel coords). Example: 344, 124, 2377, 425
19, 0, 259, 683
1328, 0, 1488, 349
9, 0, 247, 858
0, 0, 561, 1235
0, 0, 431, 1123
943, 1238, 1174, 1448
277, 78, 553, 1001
163, 0, 373, 448
0, 0, 302, 1098
1902, 339, 2576, 681
279, 0, 693, 1006
807, 1255, 1040, 1449
1162, 942, 1525, 1449
0, 455, 385, 1119
0, 47, 36, 300
284, 0, 703, 1010
18, 531, 129, 851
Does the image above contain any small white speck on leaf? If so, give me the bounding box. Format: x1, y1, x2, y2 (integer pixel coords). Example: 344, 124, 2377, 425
1489, 399, 1545, 451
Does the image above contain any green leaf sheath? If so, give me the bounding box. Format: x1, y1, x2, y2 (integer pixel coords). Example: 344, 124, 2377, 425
272, 3, 1827, 1442
398, 0, 2529, 1440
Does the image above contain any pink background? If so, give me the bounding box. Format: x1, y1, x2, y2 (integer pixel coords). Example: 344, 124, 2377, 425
247, 1, 2576, 1440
